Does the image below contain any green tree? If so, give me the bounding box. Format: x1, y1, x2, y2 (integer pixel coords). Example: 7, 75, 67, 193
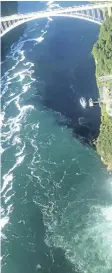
92, 15, 112, 77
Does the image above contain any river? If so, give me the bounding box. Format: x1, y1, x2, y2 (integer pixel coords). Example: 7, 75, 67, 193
1, 1, 112, 273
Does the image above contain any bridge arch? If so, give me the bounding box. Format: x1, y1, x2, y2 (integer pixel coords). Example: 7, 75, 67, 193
1, 13, 102, 38
1, 3, 112, 37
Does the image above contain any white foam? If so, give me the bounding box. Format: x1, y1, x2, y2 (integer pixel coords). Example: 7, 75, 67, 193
2, 99, 35, 147
0, 146, 5, 155
4, 94, 20, 108
0, 112, 5, 127
12, 136, 22, 145
0, 208, 10, 237
23, 84, 30, 93
5, 194, 14, 204
13, 70, 27, 81
0, 216, 9, 229
36, 264, 41, 270
23, 62, 34, 67
31, 139, 39, 152
7, 204, 13, 216
35, 36, 44, 43
3, 182, 13, 198
13, 155, 25, 168
102, 206, 112, 222
29, 28, 35, 33
2, 155, 25, 195
1, 173, 13, 193
48, 17, 53, 21
20, 50, 25, 62
15, 98, 35, 112
15, 143, 25, 157
9, 92, 16, 97
41, 192, 112, 273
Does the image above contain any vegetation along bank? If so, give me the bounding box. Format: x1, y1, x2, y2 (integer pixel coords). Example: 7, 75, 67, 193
92, 14, 112, 171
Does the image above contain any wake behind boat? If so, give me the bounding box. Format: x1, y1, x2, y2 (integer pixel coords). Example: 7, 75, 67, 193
80, 97, 87, 108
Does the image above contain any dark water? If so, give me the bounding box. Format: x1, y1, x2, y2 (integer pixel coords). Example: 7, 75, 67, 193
29, 16, 100, 144
1, 2, 112, 273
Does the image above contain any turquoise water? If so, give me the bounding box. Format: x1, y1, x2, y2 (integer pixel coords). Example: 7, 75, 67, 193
1, 4, 112, 273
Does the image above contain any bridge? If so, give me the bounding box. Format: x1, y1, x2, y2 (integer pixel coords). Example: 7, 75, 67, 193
0, 3, 112, 37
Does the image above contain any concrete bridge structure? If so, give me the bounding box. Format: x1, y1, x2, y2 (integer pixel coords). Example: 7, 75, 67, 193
0, 2, 112, 37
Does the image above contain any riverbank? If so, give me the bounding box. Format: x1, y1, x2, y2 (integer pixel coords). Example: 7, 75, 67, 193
92, 14, 112, 171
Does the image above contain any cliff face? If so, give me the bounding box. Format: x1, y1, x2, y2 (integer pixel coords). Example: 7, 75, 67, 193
92, 15, 112, 171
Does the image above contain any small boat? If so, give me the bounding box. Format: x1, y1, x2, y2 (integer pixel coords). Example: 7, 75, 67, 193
80, 97, 87, 108
89, 98, 94, 107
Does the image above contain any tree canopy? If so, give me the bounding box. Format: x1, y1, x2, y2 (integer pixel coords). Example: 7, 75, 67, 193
93, 15, 112, 170
96, 105, 112, 170
92, 15, 112, 76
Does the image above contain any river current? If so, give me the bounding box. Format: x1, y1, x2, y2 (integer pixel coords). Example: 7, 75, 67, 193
1, 1, 112, 273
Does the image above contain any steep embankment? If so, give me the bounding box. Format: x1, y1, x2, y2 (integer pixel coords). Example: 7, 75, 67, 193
92, 15, 112, 171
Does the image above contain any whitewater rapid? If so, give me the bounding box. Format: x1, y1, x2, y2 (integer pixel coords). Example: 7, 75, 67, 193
1, 16, 51, 237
